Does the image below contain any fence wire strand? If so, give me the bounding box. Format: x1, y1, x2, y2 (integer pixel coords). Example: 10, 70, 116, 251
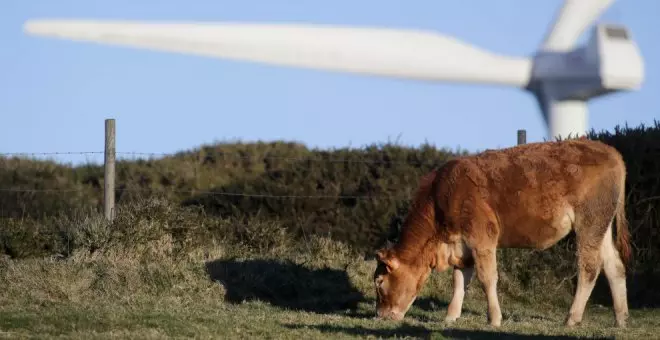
2, 150, 447, 165
115, 151, 440, 165
0, 151, 104, 157
0, 187, 407, 200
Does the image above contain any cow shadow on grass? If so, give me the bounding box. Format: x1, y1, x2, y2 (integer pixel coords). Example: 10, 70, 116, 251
284, 324, 614, 340
409, 296, 487, 320
204, 257, 365, 314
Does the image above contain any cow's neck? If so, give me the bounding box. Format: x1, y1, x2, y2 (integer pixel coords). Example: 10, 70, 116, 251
393, 192, 439, 266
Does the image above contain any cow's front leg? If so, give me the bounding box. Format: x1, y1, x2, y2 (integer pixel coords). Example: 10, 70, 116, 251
445, 266, 474, 323
473, 247, 502, 327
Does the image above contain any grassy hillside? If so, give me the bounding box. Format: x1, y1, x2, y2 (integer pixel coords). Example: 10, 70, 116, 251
2, 121, 660, 313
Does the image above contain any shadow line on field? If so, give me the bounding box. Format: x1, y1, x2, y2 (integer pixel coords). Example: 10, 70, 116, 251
204, 257, 364, 314
284, 323, 615, 340
412, 297, 485, 319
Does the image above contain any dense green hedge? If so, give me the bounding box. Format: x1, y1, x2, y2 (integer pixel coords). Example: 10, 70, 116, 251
0, 141, 463, 250
2, 121, 660, 305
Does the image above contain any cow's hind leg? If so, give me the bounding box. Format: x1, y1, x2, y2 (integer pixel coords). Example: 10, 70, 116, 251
600, 222, 629, 327
566, 241, 602, 327
565, 209, 611, 326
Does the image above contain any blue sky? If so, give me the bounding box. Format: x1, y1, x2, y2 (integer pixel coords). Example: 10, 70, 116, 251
1, 0, 658, 165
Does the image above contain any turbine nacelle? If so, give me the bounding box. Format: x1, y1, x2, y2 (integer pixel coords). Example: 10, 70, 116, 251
526, 23, 644, 141
530, 23, 644, 101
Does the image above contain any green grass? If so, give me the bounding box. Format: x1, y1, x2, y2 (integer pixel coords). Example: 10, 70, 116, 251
1, 211, 658, 339
3, 300, 658, 339
1, 256, 659, 340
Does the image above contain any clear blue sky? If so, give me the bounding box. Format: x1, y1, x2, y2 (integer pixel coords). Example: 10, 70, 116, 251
1, 0, 658, 165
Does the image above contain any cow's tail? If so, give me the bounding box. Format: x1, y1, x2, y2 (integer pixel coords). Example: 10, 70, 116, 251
615, 172, 632, 267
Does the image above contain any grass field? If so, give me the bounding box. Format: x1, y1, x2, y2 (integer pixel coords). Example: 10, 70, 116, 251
2, 298, 659, 339
3, 125, 660, 338
1, 230, 658, 340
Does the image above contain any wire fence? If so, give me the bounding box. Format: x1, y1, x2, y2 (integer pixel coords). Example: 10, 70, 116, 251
0, 146, 433, 244
0, 121, 528, 222
0, 124, 531, 259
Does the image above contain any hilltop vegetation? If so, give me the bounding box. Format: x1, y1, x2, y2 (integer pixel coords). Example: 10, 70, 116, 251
0, 140, 465, 252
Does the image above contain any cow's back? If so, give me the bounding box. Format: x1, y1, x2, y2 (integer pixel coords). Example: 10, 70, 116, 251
448, 139, 624, 248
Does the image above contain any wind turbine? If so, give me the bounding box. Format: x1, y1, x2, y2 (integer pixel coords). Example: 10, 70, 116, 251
22, 0, 644, 142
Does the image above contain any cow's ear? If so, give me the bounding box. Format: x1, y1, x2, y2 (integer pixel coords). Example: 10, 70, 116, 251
376, 248, 400, 272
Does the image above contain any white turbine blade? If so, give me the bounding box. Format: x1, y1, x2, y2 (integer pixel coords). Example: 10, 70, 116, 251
24, 19, 531, 87
541, 0, 615, 52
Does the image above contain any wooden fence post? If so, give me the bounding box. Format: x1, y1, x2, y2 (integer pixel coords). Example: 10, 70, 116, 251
104, 119, 116, 221
517, 129, 527, 145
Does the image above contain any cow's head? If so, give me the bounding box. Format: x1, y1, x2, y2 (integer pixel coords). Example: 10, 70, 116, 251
373, 245, 436, 320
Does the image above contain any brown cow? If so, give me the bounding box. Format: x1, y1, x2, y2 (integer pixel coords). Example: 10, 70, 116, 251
373, 138, 631, 328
